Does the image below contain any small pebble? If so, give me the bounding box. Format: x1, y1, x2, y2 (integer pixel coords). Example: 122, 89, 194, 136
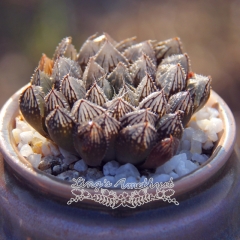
52, 165, 62, 175
181, 140, 191, 151
49, 142, 60, 156
196, 119, 210, 131
18, 142, 24, 151
175, 161, 189, 177
115, 163, 140, 179
33, 131, 46, 142
155, 165, 165, 174
195, 108, 210, 121
192, 153, 208, 164
27, 153, 41, 168
20, 144, 33, 157
41, 142, 52, 156
190, 139, 202, 154
207, 107, 219, 118
74, 160, 88, 173
62, 163, 68, 171
31, 137, 42, 146
185, 160, 198, 171
206, 130, 218, 142
56, 170, 80, 182
38, 155, 62, 170
209, 117, 223, 133
12, 129, 21, 144
16, 117, 32, 131
188, 121, 199, 130
183, 127, 194, 141
52, 164, 68, 175
19, 131, 34, 144
103, 161, 120, 176
192, 129, 208, 143
203, 140, 214, 150
179, 150, 192, 160
86, 168, 103, 181
162, 153, 187, 174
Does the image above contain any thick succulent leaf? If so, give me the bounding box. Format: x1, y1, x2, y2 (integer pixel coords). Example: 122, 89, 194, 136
94, 40, 129, 72
167, 91, 194, 126
187, 74, 212, 113
156, 63, 173, 78
130, 53, 156, 87
95, 74, 106, 88
159, 53, 191, 77
82, 57, 105, 90
116, 84, 137, 106
96, 75, 113, 100
71, 99, 105, 124
141, 136, 180, 169
95, 112, 121, 138
52, 57, 82, 90
154, 37, 183, 65
44, 89, 70, 116
138, 89, 167, 118
53, 37, 77, 61
137, 73, 157, 102
95, 112, 121, 161
155, 64, 174, 88
85, 82, 108, 106
156, 110, 184, 140
38, 54, 54, 76
77, 33, 116, 70
124, 40, 156, 65
156, 63, 186, 97
45, 106, 77, 154
31, 68, 53, 94
94, 33, 117, 46
120, 109, 158, 128
73, 121, 107, 166
19, 85, 48, 137
115, 36, 137, 52
116, 122, 158, 165
60, 75, 86, 108
76, 33, 100, 71
107, 62, 133, 93
101, 32, 118, 46
105, 97, 135, 121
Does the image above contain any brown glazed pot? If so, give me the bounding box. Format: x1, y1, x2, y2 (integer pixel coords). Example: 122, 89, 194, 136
0, 86, 240, 240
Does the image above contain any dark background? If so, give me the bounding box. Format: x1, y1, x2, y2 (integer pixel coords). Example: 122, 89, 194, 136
0, 0, 239, 144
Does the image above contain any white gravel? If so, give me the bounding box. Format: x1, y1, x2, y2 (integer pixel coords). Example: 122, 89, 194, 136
103, 161, 120, 176
114, 163, 140, 182
27, 154, 42, 168
73, 160, 88, 172
20, 144, 33, 157
13, 105, 223, 186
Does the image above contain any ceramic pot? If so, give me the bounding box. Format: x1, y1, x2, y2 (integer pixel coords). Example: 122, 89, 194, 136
0, 86, 239, 240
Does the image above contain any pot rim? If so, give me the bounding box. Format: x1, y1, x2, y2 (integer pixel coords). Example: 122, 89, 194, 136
0, 85, 236, 207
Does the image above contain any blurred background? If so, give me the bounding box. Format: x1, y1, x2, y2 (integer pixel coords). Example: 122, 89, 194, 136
0, 0, 239, 144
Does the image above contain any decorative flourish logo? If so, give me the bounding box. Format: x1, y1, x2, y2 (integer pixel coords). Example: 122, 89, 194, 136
67, 177, 179, 209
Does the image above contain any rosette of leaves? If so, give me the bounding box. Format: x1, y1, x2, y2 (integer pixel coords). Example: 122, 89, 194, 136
19, 34, 211, 169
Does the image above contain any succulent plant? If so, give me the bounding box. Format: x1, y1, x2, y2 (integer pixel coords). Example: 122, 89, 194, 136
19, 33, 211, 169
